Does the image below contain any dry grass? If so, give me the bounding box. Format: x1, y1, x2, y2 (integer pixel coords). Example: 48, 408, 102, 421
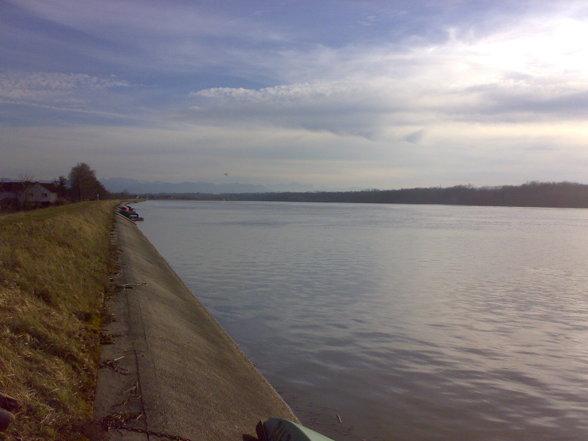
0, 201, 120, 441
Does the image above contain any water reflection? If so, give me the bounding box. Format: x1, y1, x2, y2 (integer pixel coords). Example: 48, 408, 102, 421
139, 201, 588, 441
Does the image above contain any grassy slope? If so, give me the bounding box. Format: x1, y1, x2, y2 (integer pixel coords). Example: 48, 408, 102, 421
0, 201, 119, 441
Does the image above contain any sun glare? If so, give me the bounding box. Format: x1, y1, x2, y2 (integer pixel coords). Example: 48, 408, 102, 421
473, 18, 588, 78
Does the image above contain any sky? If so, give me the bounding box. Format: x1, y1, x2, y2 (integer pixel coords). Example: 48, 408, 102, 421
2, 0, 588, 190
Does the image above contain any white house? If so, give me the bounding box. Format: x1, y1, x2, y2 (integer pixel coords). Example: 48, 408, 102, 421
0, 182, 59, 209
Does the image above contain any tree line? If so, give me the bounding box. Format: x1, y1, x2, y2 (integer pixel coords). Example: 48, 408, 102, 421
142, 182, 588, 209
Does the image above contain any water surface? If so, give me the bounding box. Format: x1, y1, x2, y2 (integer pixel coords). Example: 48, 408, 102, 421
137, 201, 588, 441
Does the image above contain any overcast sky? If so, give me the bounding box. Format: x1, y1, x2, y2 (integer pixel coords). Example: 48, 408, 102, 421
2, 0, 588, 189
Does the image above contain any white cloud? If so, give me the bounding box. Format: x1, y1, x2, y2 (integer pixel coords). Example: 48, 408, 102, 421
0, 72, 129, 102
184, 11, 588, 140
4, 118, 588, 188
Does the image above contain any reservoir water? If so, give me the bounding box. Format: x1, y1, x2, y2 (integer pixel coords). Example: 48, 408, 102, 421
137, 200, 588, 441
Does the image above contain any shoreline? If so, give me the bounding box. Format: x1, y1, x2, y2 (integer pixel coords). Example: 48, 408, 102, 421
94, 214, 297, 440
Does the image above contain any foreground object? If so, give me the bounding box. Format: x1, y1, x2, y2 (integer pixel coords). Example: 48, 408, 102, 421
0, 392, 19, 432
251, 418, 335, 441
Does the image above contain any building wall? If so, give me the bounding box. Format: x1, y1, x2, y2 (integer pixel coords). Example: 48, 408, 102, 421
23, 184, 58, 206
0, 183, 58, 209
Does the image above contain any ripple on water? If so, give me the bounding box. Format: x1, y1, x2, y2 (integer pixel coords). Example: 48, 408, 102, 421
139, 201, 588, 441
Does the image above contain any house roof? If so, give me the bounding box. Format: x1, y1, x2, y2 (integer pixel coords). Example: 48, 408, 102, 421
40, 183, 58, 192
0, 182, 58, 193
0, 182, 25, 192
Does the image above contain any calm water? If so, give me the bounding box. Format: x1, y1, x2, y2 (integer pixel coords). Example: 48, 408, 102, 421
137, 200, 588, 441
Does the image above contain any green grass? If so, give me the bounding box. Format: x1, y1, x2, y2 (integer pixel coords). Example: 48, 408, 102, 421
0, 201, 120, 440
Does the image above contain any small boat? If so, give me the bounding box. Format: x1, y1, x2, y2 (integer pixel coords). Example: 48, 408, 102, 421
118, 205, 144, 221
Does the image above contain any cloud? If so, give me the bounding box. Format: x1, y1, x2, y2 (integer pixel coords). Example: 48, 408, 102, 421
186, 80, 405, 139
0, 72, 128, 101
405, 129, 425, 144
0, 72, 136, 125
181, 8, 588, 140
4, 119, 588, 188
11, 0, 287, 42
3, 0, 290, 78
3, 0, 588, 188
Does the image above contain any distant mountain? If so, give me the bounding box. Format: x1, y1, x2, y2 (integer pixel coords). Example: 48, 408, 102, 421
102, 178, 316, 194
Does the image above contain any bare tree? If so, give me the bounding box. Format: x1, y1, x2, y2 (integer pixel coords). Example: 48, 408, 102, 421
18, 173, 36, 207
53, 175, 69, 198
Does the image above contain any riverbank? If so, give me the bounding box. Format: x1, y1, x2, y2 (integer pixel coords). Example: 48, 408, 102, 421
93, 213, 297, 440
0, 202, 296, 440
0, 201, 118, 440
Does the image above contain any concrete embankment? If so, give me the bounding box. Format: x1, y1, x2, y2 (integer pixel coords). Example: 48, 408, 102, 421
94, 214, 297, 440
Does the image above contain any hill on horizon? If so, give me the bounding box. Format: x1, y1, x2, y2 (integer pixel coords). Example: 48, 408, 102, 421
102, 178, 318, 194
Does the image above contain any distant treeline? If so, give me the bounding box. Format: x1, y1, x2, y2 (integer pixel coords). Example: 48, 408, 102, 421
144, 182, 588, 208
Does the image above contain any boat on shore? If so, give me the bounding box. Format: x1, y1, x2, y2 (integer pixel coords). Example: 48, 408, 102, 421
118, 204, 143, 221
